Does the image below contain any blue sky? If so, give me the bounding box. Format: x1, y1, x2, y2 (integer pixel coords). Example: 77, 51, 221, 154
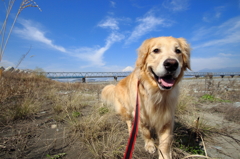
0, 0, 240, 72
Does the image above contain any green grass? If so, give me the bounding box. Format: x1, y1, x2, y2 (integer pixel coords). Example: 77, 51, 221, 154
98, 106, 109, 115
179, 144, 205, 155
72, 111, 81, 118
46, 153, 66, 159
200, 94, 231, 103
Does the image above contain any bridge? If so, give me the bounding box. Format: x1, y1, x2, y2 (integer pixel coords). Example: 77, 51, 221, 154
37, 72, 240, 82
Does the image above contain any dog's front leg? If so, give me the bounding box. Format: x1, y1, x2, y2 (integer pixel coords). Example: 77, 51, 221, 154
158, 123, 173, 159
140, 124, 156, 154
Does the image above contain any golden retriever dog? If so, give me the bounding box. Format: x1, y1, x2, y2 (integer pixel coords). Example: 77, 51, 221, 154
101, 36, 191, 159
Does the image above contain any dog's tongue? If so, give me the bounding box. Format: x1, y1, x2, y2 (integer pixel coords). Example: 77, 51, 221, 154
159, 77, 175, 87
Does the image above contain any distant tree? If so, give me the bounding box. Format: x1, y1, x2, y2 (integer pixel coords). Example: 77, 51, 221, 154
34, 67, 44, 72
33, 66, 46, 77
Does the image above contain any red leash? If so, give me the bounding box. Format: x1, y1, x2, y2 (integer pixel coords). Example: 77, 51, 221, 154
123, 81, 140, 159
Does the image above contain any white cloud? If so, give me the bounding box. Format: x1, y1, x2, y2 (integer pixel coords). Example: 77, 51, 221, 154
218, 53, 233, 57
110, 1, 116, 8
98, 17, 119, 30
219, 17, 240, 35
122, 66, 134, 72
70, 32, 125, 67
193, 16, 240, 49
191, 17, 240, 71
162, 0, 189, 12
202, 6, 225, 23
14, 19, 66, 52
125, 11, 171, 45
193, 33, 240, 49
214, 6, 224, 18
218, 53, 240, 57
191, 27, 214, 41
14, 19, 124, 68
191, 56, 240, 71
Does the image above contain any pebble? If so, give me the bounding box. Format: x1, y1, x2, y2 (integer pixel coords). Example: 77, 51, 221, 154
213, 146, 222, 150
51, 124, 57, 129
233, 102, 240, 108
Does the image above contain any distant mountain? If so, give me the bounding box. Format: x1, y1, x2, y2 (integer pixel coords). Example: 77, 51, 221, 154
199, 67, 240, 72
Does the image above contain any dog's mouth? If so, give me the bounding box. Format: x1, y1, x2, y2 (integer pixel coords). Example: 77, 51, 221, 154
150, 68, 176, 90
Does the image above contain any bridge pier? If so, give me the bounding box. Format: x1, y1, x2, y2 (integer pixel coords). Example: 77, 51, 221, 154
205, 74, 213, 79
82, 77, 86, 83
114, 76, 117, 82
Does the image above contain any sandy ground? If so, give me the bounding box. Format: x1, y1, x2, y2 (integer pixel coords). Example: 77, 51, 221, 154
0, 77, 239, 159
180, 77, 240, 159
193, 104, 240, 159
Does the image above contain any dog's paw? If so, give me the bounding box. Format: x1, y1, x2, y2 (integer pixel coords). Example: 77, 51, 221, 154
145, 141, 156, 154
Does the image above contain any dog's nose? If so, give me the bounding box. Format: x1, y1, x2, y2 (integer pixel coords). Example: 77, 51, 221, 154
163, 59, 178, 72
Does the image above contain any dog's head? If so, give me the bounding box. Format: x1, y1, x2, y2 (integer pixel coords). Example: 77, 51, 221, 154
136, 36, 191, 90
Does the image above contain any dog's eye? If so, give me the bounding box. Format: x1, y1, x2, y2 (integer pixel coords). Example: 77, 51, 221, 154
153, 48, 160, 53
175, 49, 181, 54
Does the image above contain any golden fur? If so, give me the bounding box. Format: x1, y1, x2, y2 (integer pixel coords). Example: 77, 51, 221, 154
101, 36, 191, 159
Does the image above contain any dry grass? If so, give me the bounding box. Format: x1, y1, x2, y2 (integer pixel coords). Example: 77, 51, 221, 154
0, 72, 52, 123
175, 77, 240, 158
70, 111, 127, 158
176, 83, 197, 115
0, 72, 239, 159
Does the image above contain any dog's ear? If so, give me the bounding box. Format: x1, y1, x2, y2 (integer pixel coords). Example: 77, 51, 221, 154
135, 39, 151, 69
178, 38, 191, 71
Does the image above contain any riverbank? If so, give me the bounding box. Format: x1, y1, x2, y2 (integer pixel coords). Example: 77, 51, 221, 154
0, 72, 239, 158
